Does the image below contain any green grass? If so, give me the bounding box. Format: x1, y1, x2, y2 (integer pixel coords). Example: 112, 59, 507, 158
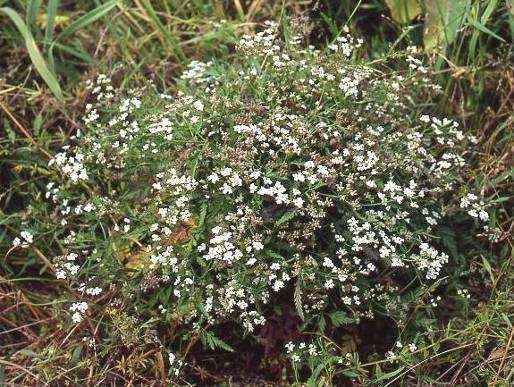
1, 0, 512, 384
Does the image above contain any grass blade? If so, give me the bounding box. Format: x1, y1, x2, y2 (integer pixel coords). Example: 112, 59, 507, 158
481, 0, 498, 23
467, 14, 506, 42
26, 0, 42, 28
45, 0, 60, 73
44, 0, 59, 44
138, 0, 186, 63
56, 0, 120, 41
0, 7, 62, 100
52, 42, 93, 63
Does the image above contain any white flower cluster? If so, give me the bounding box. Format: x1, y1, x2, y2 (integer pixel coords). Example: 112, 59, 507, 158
328, 30, 364, 58
416, 243, 449, 280
70, 301, 88, 323
237, 21, 279, 55
202, 226, 243, 263
12, 230, 33, 248
167, 352, 184, 377
55, 252, 81, 279
180, 60, 213, 84
285, 341, 323, 363
84, 74, 114, 125
460, 193, 489, 221
457, 288, 471, 299
48, 151, 88, 183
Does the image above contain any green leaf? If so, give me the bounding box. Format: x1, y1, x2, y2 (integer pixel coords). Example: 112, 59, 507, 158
502, 313, 513, 328
0, 7, 62, 99
203, 331, 234, 352
481, 256, 495, 284
4, 121, 16, 143
197, 202, 208, 228
16, 349, 41, 358
265, 250, 284, 260
318, 314, 326, 333
374, 366, 406, 381
440, 226, 459, 258
423, 0, 470, 51
307, 357, 336, 385
342, 370, 359, 378
33, 113, 43, 136
329, 311, 353, 327
276, 210, 296, 226
385, 0, 421, 23
70, 345, 83, 366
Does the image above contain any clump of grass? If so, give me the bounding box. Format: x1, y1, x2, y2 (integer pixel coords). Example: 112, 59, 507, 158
4, 20, 503, 384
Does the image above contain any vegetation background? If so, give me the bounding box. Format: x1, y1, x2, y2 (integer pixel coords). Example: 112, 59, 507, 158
0, 0, 512, 384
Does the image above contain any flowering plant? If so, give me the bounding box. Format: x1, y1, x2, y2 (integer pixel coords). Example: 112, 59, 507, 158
10, 21, 491, 382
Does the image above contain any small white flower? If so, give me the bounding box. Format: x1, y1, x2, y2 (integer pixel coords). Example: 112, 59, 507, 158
193, 100, 204, 111
13, 231, 33, 248
293, 197, 304, 208
252, 241, 264, 251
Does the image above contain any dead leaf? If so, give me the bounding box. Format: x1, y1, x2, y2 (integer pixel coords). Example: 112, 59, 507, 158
385, 0, 421, 23
423, 0, 469, 52
123, 219, 196, 271
486, 347, 506, 362
36, 13, 70, 29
